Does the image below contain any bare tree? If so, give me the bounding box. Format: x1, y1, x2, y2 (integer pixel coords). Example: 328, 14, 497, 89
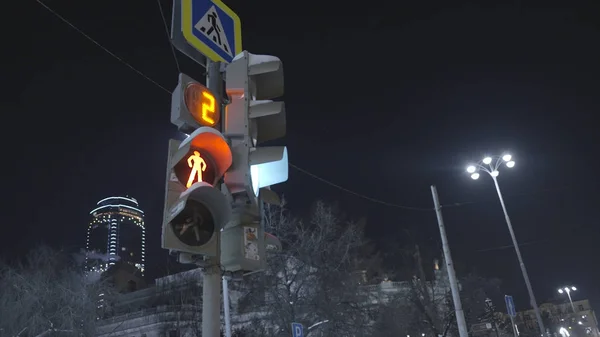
238, 200, 376, 337
373, 292, 429, 337
0, 246, 116, 337
375, 244, 503, 337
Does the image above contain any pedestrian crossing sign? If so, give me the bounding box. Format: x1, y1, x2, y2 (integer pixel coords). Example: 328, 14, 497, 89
182, 0, 242, 63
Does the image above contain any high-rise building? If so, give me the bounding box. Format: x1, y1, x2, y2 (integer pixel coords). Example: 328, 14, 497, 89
86, 196, 146, 275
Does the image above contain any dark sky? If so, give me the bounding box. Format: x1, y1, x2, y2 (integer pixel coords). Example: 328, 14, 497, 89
4, 0, 600, 311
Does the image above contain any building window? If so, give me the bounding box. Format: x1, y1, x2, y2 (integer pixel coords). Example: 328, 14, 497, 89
579, 305, 585, 311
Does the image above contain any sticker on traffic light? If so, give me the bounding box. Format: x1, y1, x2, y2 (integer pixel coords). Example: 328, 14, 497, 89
173, 149, 217, 187
184, 83, 220, 127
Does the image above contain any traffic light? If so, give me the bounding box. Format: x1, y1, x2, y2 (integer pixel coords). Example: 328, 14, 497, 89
220, 51, 286, 273
223, 51, 288, 203
163, 74, 232, 261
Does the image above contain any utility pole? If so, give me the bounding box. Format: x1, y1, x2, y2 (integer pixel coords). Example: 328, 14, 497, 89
202, 59, 223, 337
431, 185, 469, 337
223, 276, 232, 337
492, 176, 545, 337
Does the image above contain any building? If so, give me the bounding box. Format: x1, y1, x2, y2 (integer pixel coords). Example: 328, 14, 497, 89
96, 259, 453, 336
509, 299, 599, 337
96, 269, 205, 337
86, 196, 146, 275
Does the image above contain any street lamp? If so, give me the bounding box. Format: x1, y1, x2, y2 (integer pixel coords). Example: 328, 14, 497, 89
558, 286, 578, 313
467, 154, 546, 337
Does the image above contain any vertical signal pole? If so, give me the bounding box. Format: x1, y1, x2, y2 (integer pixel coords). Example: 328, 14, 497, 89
431, 185, 469, 337
202, 59, 223, 337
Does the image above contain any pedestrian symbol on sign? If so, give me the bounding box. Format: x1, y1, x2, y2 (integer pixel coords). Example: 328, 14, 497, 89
194, 6, 232, 57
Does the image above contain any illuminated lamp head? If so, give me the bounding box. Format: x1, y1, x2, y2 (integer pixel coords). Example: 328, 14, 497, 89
171, 127, 232, 188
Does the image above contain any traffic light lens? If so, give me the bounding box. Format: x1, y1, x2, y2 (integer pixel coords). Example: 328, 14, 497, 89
184, 83, 220, 127
173, 149, 217, 188
170, 200, 215, 247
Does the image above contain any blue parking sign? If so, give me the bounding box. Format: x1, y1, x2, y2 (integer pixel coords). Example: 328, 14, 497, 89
292, 322, 303, 337
505, 295, 516, 317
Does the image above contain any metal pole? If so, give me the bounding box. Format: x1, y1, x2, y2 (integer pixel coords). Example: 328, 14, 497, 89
566, 290, 576, 313
509, 315, 519, 337
493, 320, 501, 337
202, 265, 221, 337
202, 59, 223, 337
431, 185, 469, 337
491, 176, 546, 336
223, 276, 232, 337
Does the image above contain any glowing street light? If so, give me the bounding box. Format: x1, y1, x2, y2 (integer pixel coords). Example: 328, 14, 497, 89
465, 153, 546, 337
558, 286, 578, 313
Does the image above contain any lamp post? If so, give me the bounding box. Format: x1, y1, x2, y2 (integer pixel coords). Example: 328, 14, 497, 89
467, 154, 546, 337
558, 286, 577, 313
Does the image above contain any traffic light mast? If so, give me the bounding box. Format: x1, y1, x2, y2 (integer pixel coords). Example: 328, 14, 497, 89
201, 60, 224, 337
162, 51, 287, 337
163, 60, 227, 337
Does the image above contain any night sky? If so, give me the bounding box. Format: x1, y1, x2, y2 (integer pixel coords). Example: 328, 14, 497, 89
5, 0, 600, 312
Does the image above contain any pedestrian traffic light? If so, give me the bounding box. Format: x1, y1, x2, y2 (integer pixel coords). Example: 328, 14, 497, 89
162, 125, 233, 259
171, 73, 221, 133
219, 51, 288, 273
223, 51, 288, 203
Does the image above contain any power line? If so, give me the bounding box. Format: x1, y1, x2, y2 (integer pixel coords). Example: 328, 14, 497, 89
289, 163, 432, 211
474, 239, 550, 253
36, 0, 172, 95
155, 0, 181, 73
38, 1, 582, 214
441, 184, 587, 209
39, 1, 432, 213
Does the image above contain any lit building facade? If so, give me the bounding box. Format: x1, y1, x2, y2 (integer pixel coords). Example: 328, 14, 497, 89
504, 299, 600, 337
86, 196, 146, 275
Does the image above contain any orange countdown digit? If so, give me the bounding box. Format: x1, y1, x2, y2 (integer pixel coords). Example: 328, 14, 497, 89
201, 91, 216, 126
183, 83, 220, 127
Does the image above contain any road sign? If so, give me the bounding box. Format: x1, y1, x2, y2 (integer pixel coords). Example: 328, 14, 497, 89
291, 323, 303, 337
181, 0, 242, 63
505, 295, 516, 317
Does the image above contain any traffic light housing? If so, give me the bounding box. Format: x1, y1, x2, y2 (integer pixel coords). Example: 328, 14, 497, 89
163, 76, 232, 259
163, 53, 289, 272
220, 51, 287, 273
171, 73, 221, 133
163, 181, 231, 257
223, 51, 288, 203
